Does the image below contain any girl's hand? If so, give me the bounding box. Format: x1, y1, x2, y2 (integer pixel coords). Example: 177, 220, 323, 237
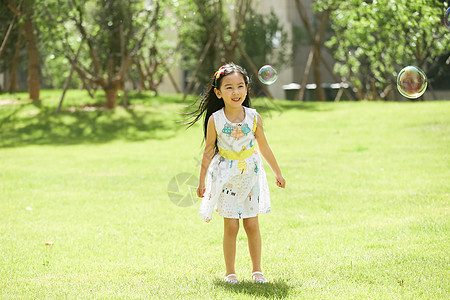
197, 183, 206, 198
275, 174, 286, 188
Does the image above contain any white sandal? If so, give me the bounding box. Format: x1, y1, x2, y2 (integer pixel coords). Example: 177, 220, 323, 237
252, 271, 268, 283
224, 273, 239, 284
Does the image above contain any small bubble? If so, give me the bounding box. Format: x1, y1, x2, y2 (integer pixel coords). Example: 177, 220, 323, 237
258, 65, 278, 85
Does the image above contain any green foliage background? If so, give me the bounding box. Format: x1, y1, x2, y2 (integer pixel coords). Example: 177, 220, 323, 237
324, 0, 450, 98
0, 0, 448, 101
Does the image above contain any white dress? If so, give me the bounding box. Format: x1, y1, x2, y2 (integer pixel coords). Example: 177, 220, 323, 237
199, 106, 271, 222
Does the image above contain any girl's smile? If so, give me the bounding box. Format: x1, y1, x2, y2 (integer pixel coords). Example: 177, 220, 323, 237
214, 72, 248, 107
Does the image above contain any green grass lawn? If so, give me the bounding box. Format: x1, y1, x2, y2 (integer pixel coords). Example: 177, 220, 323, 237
0, 90, 448, 299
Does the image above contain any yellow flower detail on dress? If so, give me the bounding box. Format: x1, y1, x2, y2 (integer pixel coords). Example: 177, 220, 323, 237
237, 159, 247, 174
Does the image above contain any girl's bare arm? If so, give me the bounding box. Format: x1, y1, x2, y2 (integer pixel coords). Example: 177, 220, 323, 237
197, 115, 217, 197
254, 113, 286, 188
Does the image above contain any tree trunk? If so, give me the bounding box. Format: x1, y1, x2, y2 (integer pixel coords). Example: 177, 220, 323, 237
295, 47, 314, 101
0, 13, 16, 61
56, 40, 84, 114
319, 55, 357, 101
370, 78, 377, 100
2, 72, 7, 91
381, 84, 392, 101
311, 9, 330, 102
313, 46, 326, 101
183, 33, 215, 99
136, 59, 147, 91
104, 81, 119, 109
295, 1, 330, 102
2, 1, 23, 60
167, 69, 181, 94
23, 9, 40, 100
10, 24, 23, 93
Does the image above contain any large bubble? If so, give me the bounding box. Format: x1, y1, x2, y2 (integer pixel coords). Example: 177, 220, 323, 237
258, 65, 278, 85
396, 66, 427, 99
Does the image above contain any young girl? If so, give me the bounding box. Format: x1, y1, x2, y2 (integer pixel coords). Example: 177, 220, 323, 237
186, 63, 285, 284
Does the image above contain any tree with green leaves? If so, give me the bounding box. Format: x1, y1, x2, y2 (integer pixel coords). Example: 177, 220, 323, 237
177, 0, 233, 97
241, 6, 291, 97
70, 0, 157, 108
0, 0, 21, 92
323, 0, 450, 100
22, 0, 40, 100
1, 0, 40, 100
37, 0, 170, 109
133, 2, 180, 96
293, 0, 332, 101
177, 0, 291, 98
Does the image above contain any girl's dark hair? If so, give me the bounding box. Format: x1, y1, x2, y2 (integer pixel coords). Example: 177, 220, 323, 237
185, 63, 252, 152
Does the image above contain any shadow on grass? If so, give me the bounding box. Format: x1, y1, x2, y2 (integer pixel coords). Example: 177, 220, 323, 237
213, 278, 293, 298
0, 90, 332, 148
0, 104, 25, 128
0, 103, 182, 148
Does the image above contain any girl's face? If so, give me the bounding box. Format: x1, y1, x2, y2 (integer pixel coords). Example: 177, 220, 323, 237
214, 72, 247, 108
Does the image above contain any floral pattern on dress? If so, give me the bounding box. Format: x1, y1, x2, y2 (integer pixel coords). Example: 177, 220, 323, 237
222, 122, 252, 140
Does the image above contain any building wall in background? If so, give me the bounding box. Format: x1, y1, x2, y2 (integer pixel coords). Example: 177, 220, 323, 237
158, 0, 339, 100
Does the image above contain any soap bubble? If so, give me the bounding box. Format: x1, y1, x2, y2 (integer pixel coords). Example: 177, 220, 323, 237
258, 65, 278, 85
396, 66, 427, 99
445, 7, 450, 29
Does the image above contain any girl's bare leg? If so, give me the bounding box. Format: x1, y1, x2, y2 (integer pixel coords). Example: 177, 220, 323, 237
243, 216, 265, 279
223, 218, 240, 278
